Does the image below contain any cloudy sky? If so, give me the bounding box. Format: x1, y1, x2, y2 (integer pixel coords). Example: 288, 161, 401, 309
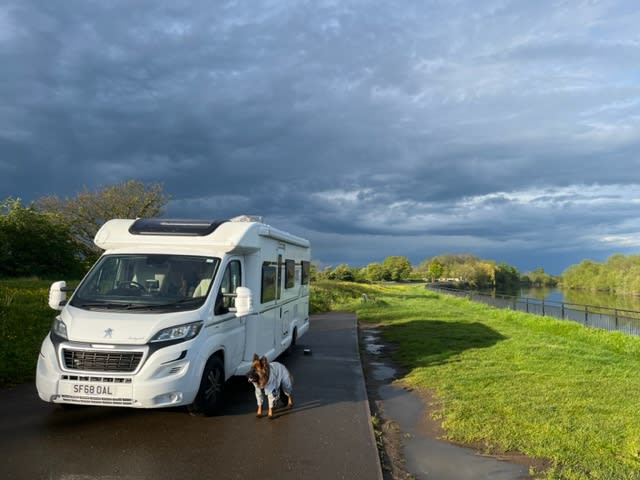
2, 0, 640, 274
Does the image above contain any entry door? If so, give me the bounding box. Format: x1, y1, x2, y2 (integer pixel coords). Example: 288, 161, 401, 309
256, 308, 277, 358
253, 255, 281, 358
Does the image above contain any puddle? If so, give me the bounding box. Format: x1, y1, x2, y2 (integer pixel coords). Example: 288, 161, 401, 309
361, 326, 531, 480
365, 343, 383, 355
369, 362, 396, 381
362, 329, 384, 355
378, 383, 530, 480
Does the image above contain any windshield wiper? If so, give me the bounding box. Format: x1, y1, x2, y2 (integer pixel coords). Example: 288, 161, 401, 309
122, 304, 163, 310
76, 302, 157, 311
151, 298, 205, 308
76, 302, 128, 309
76, 298, 203, 311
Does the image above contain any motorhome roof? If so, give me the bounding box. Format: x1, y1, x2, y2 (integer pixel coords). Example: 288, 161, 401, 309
94, 216, 310, 251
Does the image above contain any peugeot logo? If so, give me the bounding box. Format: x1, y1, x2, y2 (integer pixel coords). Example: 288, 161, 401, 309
103, 328, 113, 339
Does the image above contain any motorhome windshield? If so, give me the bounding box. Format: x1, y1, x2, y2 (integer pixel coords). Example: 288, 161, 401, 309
70, 254, 220, 312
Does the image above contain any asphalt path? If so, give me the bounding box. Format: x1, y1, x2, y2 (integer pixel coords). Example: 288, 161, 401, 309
0, 312, 383, 480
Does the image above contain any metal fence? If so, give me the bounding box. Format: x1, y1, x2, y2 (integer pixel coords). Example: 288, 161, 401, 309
427, 285, 640, 337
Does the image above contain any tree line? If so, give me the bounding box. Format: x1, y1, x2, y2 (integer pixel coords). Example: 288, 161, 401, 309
314, 253, 558, 290
0, 179, 168, 278
318, 252, 640, 297
561, 254, 640, 295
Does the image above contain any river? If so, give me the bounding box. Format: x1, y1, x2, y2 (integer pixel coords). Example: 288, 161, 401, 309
518, 287, 640, 312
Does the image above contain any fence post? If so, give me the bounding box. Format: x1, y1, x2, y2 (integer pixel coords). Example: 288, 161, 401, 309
526, 298, 529, 313
585, 306, 588, 326
561, 302, 565, 319
542, 300, 545, 317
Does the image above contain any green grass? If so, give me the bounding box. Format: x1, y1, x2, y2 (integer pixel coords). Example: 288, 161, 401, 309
318, 281, 640, 480
310, 280, 394, 313
0, 278, 55, 386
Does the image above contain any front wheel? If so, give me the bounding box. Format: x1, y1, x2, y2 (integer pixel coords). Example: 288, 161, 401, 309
188, 356, 225, 416
285, 327, 297, 356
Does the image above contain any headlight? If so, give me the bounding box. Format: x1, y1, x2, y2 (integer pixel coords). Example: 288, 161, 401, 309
52, 317, 68, 340
150, 321, 203, 343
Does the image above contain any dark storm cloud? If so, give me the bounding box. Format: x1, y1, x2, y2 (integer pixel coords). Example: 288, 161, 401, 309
2, 0, 640, 272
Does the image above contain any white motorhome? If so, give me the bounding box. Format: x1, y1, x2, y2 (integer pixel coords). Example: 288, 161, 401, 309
36, 216, 311, 415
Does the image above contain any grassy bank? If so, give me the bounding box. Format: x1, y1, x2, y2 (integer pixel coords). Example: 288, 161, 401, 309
0, 278, 54, 386
313, 280, 640, 480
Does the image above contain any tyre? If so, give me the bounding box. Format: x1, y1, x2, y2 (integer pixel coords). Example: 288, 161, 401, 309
285, 327, 297, 356
188, 356, 225, 416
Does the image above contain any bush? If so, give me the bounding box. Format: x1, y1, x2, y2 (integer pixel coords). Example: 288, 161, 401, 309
0, 198, 83, 278
0, 278, 53, 386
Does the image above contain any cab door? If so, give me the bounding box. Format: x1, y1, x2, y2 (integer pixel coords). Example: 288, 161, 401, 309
212, 259, 245, 370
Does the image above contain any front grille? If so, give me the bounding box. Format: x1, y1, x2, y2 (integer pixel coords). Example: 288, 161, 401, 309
63, 349, 143, 372
60, 395, 135, 406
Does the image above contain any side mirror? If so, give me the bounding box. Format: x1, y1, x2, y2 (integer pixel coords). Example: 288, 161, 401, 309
48, 281, 67, 310
234, 287, 254, 317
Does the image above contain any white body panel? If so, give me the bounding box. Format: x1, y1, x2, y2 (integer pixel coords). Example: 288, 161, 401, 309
36, 217, 311, 409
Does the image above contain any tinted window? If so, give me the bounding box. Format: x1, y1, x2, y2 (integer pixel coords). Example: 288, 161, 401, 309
69, 254, 220, 312
285, 259, 295, 289
215, 260, 242, 315
301, 261, 310, 285
261, 262, 276, 303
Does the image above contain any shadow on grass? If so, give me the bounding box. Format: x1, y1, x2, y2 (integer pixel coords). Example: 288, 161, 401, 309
381, 319, 506, 367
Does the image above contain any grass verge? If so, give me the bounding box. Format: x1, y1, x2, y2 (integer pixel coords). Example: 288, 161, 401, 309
0, 278, 54, 386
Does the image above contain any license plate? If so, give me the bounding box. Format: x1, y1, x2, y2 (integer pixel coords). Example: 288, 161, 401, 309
59, 381, 132, 398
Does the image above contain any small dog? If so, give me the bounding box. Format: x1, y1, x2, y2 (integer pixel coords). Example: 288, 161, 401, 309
247, 353, 293, 418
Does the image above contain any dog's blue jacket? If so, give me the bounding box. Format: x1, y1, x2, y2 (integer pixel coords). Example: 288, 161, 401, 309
252, 361, 292, 408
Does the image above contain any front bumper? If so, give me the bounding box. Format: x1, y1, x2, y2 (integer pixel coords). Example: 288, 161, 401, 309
36, 334, 202, 408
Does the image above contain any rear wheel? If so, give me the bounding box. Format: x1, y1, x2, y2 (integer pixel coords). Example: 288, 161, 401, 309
188, 356, 225, 416
285, 327, 297, 356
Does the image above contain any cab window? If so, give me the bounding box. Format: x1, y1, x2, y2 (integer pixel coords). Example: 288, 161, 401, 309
215, 260, 242, 315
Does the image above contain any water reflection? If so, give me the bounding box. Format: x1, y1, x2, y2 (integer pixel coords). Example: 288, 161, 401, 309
518, 287, 640, 312
456, 286, 640, 335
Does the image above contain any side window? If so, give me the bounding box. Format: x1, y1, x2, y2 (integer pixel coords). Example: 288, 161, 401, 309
285, 259, 295, 289
215, 260, 242, 315
261, 261, 277, 303
301, 261, 310, 285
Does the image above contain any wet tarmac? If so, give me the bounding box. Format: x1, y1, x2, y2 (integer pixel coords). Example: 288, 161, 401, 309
361, 328, 532, 480
1, 313, 383, 480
